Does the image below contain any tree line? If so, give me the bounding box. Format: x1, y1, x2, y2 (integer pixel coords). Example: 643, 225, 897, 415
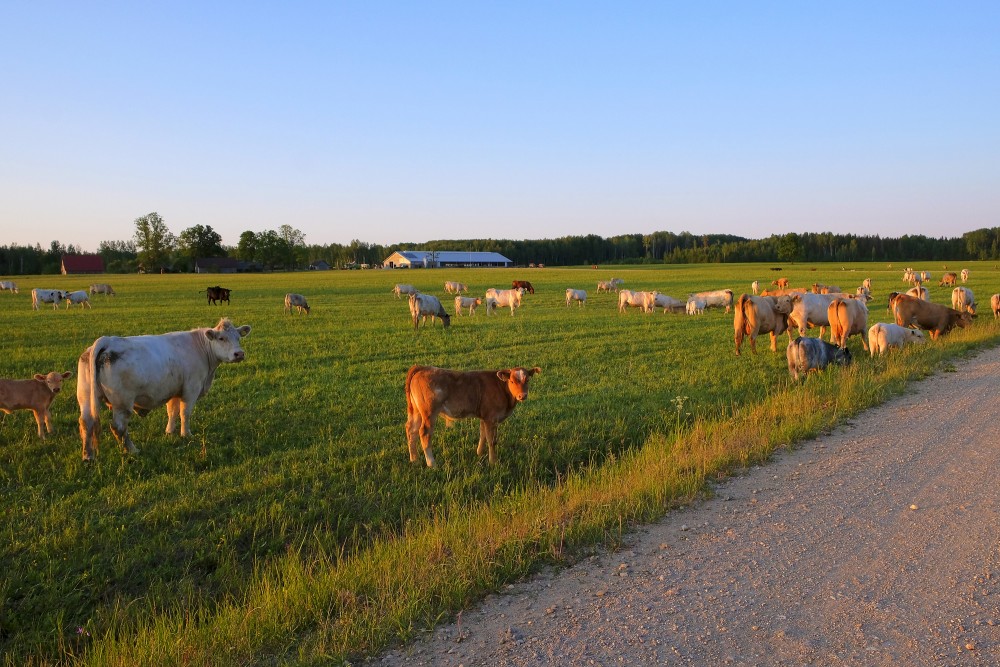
2, 212, 999, 275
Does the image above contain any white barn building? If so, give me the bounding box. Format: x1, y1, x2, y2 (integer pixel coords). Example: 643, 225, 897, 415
383, 250, 513, 269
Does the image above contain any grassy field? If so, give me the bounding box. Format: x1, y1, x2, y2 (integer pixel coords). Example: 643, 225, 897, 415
1, 262, 997, 665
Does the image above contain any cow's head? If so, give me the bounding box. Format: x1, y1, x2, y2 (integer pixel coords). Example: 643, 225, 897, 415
441, 313, 451, 329
34, 370, 72, 394
206, 318, 252, 362
831, 346, 852, 367
955, 312, 974, 329
497, 367, 541, 401
772, 295, 793, 314
907, 329, 927, 345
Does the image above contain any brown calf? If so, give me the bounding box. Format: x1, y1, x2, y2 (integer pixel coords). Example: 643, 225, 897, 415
0, 371, 72, 439
405, 365, 541, 467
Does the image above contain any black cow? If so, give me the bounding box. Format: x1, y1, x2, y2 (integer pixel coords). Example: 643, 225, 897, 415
206, 286, 231, 305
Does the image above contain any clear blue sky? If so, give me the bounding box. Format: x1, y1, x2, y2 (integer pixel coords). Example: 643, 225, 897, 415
2, 2, 998, 251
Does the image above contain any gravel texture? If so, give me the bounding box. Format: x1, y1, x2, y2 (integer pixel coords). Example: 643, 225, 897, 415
371, 346, 1000, 667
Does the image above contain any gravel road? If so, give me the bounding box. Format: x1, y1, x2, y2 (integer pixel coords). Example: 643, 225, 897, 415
371, 346, 1000, 667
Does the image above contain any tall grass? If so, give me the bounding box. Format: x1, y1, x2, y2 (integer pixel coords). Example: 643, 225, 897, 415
0, 263, 996, 665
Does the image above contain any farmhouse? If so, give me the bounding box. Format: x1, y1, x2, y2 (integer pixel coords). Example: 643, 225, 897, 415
383, 250, 513, 269
195, 257, 239, 274
61, 254, 104, 275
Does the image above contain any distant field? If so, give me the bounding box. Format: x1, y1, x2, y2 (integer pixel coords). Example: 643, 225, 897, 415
1, 262, 997, 664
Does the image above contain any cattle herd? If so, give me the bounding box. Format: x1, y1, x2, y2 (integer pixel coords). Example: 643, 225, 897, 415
0, 266, 996, 466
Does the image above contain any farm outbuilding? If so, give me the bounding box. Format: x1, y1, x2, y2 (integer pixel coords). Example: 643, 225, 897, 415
61, 254, 105, 274
383, 250, 512, 269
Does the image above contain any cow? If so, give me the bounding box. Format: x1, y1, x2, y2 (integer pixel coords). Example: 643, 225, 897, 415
820, 285, 841, 294
444, 281, 468, 294
0, 371, 72, 439
76, 318, 251, 460
920, 271, 932, 282
392, 284, 418, 299
653, 293, 685, 313
951, 286, 976, 315
786, 337, 852, 382
404, 365, 540, 467
828, 296, 869, 351
511, 280, 535, 294
760, 287, 808, 297
906, 286, 929, 301
940, 272, 958, 287
454, 295, 482, 316
689, 289, 734, 313
64, 290, 92, 309
686, 298, 706, 315
618, 290, 656, 313
862, 278, 872, 292
409, 293, 451, 329
31, 289, 65, 310
787, 292, 844, 340
892, 294, 972, 340
751, 280, 760, 295
206, 286, 231, 305
485, 288, 523, 315
772, 277, 790, 288
991, 293, 1000, 319
961, 269, 970, 283
811, 283, 826, 294
609, 278, 624, 291
284, 293, 311, 315
856, 285, 871, 298
565, 289, 587, 307
596, 280, 614, 293
903, 269, 915, 284
0, 280, 19, 294
485, 297, 499, 315
89, 283, 115, 296
733, 294, 793, 355
867, 323, 927, 356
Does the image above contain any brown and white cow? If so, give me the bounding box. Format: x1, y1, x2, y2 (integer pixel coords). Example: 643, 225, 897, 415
0, 371, 72, 439
284, 293, 311, 314
404, 365, 541, 467
828, 296, 869, 350
891, 294, 972, 340
76, 318, 251, 460
939, 272, 958, 287
511, 280, 535, 294
733, 293, 793, 355
409, 293, 451, 329
454, 295, 482, 316
772, 277, 790, 288
32, 289, 65, 310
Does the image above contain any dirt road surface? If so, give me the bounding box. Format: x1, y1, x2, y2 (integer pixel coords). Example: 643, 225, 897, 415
371, 346, 1000, 667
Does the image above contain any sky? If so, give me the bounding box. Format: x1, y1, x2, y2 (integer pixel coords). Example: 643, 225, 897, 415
2, 2, 998, 252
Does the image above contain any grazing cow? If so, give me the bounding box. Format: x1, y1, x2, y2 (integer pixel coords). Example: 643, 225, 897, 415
31, 289, 65, 310
64, 290, 92, 309
609, 278, 624, 291
686, 298, 706, 315
485, 288, 523, 315
89, 283, 115, 296
444, 281, 468, 294
206, 286, 231, 305
284, 293, 311, 314
828, 297, 869, 350
760, 287, 808, 297
862, 278, 872, 292
951, 286, 976, 315
690, 289, 734, 313
786, 337, 852, 382
867, 323, 926, 356
906, 286, 929, 301
751, 280, 760, 295
0, 280, 19, 294
733, 294, 793, 355
940, 272, 958, 287
0, 371, 72, 439
902, 269, 915, 284
404, 365, 540, 467
565, 289, 587, 307
772, 277, 790, 288
892, 294, 972, 340
76, 318, 251, 460
992, 293, 1000, 319
409, 293, 451, 329
392, 284, 418, 299
856, 285, 871, 298
653, 293, 685, 313
511, 280, 535, 294
454, 295, 482, 316
596, 280, 614, 293
920, 271, 932, 282
961, 269, 970, 283
618, 290, 656, 313
788, 292, 844, 339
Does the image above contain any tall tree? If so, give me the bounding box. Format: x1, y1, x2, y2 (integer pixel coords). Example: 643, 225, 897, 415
177, 224, 225, 268
133, 212, 176, 270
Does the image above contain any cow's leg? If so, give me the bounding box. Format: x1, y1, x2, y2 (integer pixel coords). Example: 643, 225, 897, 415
405, 412, 422, 463
31, 409, 45, 439
175, 397, 196, 437
79, 412, 100, 461
748, 334, 757, 354
110, 408, 139, 454
476, 420, 488, 457
42, 407, 54, 435
165, 397, 181, 434
769, 331, 778, 352
418, 416, 436, 467
483, 422, 499, 463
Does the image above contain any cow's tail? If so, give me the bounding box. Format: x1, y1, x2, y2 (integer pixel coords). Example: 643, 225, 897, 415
734, 293, 750, 353
87, 337, 109, 425
833, 299, 849, 347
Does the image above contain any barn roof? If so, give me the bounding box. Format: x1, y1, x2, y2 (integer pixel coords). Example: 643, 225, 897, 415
61, 254, 105, 273
392, 250, 512, 264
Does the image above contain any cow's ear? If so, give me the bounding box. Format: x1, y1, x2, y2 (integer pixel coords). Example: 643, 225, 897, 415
33, 374, 45, 382
528, 367, 541, 376
497, 370, 511, 382
62, 371, 72, 379
205, 329, 220, 341
238, 325, 252, 337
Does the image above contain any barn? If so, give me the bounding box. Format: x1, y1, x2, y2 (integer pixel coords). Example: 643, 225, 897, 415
383, 250, 513, 269
61, 254, 105, 275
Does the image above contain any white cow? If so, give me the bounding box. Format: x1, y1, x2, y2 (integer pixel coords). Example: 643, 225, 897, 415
31, 289, 65, 310
485, 288, 522, 315
788, 292, 844, 339
992, 293, 1000, 319
0, 280, 18, 294
596, 280, 614, 293
951, 287, 976, 315
444, 281, 468, 294
906, 286, 929, 301
284, 293, 311, 314
653, 293, 685, 313
454, 295, 482, 316
867, 323, 927, 356
751, 280, 760, 295
565, 289, 587, 307
862, 278, 872, 292
618, 290, 656, 313
392, 284, 418, 299
961, 269, 970, 283
610, 278, 624, 291
686, 298, 706, 315
409, 293, 451, 329
920, 271, 932, 282
689, 289, 734, 314
89, 283, 115, 296
64, 290, 92, 309
76, 318, 252, 460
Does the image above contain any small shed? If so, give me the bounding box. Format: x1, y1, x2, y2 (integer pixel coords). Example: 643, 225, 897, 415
309, 260, 332, 271
61, 254, 105, 274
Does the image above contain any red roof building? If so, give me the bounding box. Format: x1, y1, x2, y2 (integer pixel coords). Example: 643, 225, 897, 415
61, 254, 105, 274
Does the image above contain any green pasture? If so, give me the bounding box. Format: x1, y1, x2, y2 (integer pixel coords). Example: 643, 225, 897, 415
0, 262, 997, 665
